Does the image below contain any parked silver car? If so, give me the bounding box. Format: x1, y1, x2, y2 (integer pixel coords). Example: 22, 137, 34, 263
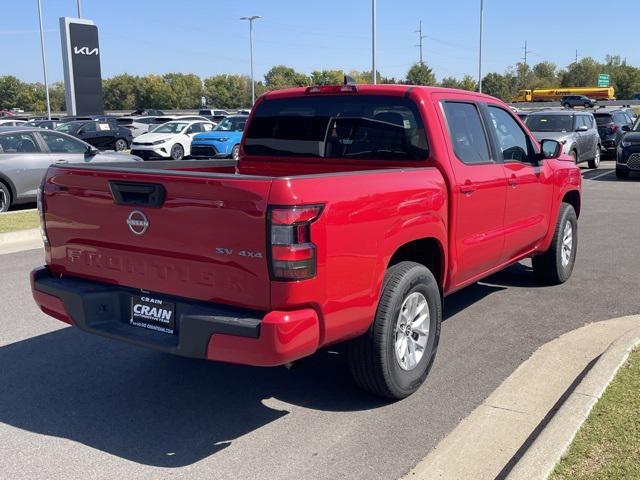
525, 111, 601, 169
0, 127, 141, 212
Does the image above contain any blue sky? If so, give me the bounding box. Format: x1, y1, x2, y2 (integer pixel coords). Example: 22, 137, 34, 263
3, 0, 637, 83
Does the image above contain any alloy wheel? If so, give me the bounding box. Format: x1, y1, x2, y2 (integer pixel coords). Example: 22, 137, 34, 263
394, 292, 430, 371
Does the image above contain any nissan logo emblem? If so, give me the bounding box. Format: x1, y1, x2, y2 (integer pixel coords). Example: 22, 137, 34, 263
126, 210, 149, 235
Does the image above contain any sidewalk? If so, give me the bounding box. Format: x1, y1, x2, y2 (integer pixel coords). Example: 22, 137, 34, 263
403, 315, 640, 480
0, 228, 42, 255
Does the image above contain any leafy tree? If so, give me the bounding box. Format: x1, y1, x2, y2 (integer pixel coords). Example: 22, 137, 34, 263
560, 57, 601, 87
48, 82, 66, 112
264, 65, 309, 90
481, 72, 513, 101
0, 76, 24, 110
103, 74, 139, 110
163, 73, 202, 109
442, 74, 477, 91
406, 63, 436, 86
204, 74, 253, 108
310, 70, 344, 86
136, 75, 174, 109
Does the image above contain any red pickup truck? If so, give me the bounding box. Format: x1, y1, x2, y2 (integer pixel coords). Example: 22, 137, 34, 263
31, 85, 581, 399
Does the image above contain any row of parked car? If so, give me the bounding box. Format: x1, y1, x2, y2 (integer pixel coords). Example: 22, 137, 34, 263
0, 109, 250, 211
514, 106, 639, 177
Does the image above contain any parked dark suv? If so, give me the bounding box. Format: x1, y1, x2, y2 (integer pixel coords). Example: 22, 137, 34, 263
56, 119, 133, 151
562, 95, 596, 109
616, 118, 640, 178
594, 109, 635, 155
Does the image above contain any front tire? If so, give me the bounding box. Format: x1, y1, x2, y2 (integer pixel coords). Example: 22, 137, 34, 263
570, 150, 578, 164
532, 203, 577, 285
0, 182, 11, 213
170, 144, 184, 160
231, 144, 240, 161
348, 261, 441, 400
587, 147, 600, 169
563, 103, 571, 109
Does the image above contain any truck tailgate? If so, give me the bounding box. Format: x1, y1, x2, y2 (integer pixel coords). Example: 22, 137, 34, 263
42, 166, 272, 311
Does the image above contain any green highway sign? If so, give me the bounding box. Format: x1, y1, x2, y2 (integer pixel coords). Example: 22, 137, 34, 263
597, 74, 610, 87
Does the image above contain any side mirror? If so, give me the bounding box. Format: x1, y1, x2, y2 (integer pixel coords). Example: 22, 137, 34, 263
540, 139, 562, 159
86, 146, 99, 155
621, 125, 631, 132
576, 125, 589, 132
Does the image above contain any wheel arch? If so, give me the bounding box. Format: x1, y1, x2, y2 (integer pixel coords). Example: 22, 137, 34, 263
387, 237, 445, 291
562, 189, 581, 218
0, 173, 17, 201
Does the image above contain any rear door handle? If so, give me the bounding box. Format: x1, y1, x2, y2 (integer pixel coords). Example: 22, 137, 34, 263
508, 175, 518, 187
459, 181, 478, 195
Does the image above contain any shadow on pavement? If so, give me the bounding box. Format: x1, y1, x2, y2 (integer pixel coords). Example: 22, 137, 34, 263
0, 327, 386, 467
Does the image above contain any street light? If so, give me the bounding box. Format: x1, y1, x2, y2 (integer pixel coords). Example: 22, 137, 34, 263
371, 0, 376, 84
478, 0, 484, 93
240, 15, 261, 105
76, 0, 82, 17
37, 0, 51, 119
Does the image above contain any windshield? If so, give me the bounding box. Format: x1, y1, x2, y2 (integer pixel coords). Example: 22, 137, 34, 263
153, 122, 188, 134
525, 115, 573, 132
594, 114, 613, 126
633, 119, 640, 132
215, 117, 246, 132
244, 95, 428, 160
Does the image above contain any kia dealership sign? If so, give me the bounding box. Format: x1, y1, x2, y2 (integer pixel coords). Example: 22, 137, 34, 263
60, 17, 104, 115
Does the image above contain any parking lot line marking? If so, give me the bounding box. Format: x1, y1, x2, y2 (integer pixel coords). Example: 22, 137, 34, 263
586, 170, 614, 181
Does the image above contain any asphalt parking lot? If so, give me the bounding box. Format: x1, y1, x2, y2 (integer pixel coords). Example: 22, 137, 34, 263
0, 161, 638, 480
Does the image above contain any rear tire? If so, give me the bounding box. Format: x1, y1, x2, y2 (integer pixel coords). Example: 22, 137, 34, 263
348, 261, 441, 400
616, 168, 629, 179
532, 203, 577, 285
170, 144, 184, 160
563, 103, 571, 109
114, 138, 128, 151
587, 148, 600, 169
0, 182, 11, 213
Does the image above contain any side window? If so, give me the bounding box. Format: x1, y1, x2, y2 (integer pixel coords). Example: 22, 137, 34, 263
575, 116, 586, 130
81, 122, 97, 133
0, 133, 41, 153
40, 132, 88, 153
585, 115, 594, 128
187, 123, 203, 134
613, 113, 627, 125
442, 102, 491, 165
487, 106, 531, 163
202, 123, 214, 132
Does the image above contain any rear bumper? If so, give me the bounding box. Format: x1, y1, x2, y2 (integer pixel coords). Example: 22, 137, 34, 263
31, 267, 320, 366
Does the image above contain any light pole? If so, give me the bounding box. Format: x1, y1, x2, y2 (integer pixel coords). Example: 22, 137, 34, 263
240, 15, 261, 105
371, 0, 377, 84
37, 0, 51, 119
478, 0, 484, 93
76, 0, 82, 17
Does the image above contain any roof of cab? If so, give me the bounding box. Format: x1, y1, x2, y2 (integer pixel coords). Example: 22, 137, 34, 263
261, 84, 501, 102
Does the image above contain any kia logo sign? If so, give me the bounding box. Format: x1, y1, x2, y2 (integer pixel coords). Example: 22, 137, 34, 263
73, 46, 99, 56
126, 210, 149, 235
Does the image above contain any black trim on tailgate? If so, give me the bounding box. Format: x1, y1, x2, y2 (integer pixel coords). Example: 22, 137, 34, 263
33, 267, 262, 358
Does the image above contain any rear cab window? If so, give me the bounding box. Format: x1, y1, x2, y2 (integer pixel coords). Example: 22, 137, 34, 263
244, 95, 428, 160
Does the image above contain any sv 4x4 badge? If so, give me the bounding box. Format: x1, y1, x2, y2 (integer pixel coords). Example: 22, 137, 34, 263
215, 247, 263, 258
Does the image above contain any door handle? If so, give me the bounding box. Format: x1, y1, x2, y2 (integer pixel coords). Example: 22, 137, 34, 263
459, 180, 478, 195
508, 175, 518, 187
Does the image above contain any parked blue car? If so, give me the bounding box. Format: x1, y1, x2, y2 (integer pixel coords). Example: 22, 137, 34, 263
190, 115, 248, 160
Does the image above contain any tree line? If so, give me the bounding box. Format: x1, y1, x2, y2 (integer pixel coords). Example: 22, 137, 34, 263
2, 55, 639, 113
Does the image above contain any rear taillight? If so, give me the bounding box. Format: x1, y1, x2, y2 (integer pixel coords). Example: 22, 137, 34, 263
268, 205, 323, 280
37, 185, 49, 246
610, 124, 619, 134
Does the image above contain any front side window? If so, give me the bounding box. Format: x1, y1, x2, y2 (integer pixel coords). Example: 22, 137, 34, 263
442, 102, 491, 165
40, 132, 88, 154
0, 133, 40, 153
488, 106, 530, 162
245, 95, 428, 160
